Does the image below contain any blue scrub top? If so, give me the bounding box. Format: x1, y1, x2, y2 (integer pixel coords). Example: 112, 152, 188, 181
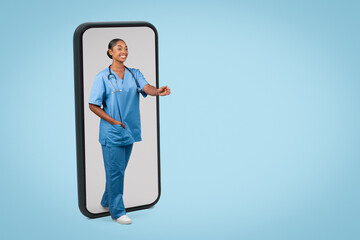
89, 67, 149, 146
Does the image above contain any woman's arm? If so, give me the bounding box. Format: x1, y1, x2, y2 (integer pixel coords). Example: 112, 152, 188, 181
89, 104, 125, 128
143, 84, 171, 96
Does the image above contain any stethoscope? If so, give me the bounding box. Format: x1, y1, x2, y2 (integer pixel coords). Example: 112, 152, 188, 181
107, 65, 142, 94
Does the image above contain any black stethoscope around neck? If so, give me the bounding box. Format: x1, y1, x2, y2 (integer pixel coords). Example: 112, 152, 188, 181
107, 65, 142, 94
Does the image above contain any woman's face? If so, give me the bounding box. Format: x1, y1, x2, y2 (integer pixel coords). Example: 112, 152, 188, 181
109, 40, 128, 63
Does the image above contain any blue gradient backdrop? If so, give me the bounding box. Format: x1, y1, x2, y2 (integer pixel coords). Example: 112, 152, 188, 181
0, 0, 359, 239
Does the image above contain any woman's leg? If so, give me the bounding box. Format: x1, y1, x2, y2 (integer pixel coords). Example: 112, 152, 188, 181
101, 144, 134, 208
100, 144, 134, 219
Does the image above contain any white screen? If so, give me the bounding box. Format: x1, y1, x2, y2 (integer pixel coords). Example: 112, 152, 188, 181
82, 26, 159, 214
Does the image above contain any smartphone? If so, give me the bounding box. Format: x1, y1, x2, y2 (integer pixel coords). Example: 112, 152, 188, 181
73, 21, 160, 218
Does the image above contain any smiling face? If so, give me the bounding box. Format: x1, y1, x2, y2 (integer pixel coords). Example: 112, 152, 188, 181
108, 40, 128, 63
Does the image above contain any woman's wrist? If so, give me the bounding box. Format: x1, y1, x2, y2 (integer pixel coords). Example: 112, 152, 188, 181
112, 119, 121, 125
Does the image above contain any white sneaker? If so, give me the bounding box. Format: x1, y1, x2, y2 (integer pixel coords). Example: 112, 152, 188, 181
113, 215, 132, 224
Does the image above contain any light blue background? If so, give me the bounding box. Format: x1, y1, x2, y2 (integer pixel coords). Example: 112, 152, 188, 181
0, 0, 359, 239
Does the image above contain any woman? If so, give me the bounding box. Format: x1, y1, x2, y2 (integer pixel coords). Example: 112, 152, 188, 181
88, 38, 170, 225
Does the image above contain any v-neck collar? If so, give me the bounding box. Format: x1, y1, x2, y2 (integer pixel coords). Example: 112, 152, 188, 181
110, 68, 126, 81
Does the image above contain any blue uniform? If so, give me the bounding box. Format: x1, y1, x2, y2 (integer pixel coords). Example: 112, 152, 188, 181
89, 67, 149, 146
100, 143, 133, 218
89, 66, 149, 219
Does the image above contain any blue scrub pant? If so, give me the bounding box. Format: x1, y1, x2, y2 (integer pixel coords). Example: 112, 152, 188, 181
100, 143, 133, 220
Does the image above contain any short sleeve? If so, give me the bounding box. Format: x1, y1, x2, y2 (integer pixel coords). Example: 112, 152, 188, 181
135, 69, 149, 98
89, 73, 105, 107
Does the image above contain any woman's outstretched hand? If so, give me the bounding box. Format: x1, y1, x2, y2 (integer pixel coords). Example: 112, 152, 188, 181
158, 86, 171, 96
143, 84, 171, 96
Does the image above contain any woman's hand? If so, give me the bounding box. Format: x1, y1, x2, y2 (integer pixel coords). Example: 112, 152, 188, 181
143, 84, 171, 96
112, 120, 126, 128
158, 85, 171, 96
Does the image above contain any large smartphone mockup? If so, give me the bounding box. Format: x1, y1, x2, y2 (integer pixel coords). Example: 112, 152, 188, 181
73, 22, 160, 218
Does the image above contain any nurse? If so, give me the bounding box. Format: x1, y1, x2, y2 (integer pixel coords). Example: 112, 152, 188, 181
88, 38, 170, 225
